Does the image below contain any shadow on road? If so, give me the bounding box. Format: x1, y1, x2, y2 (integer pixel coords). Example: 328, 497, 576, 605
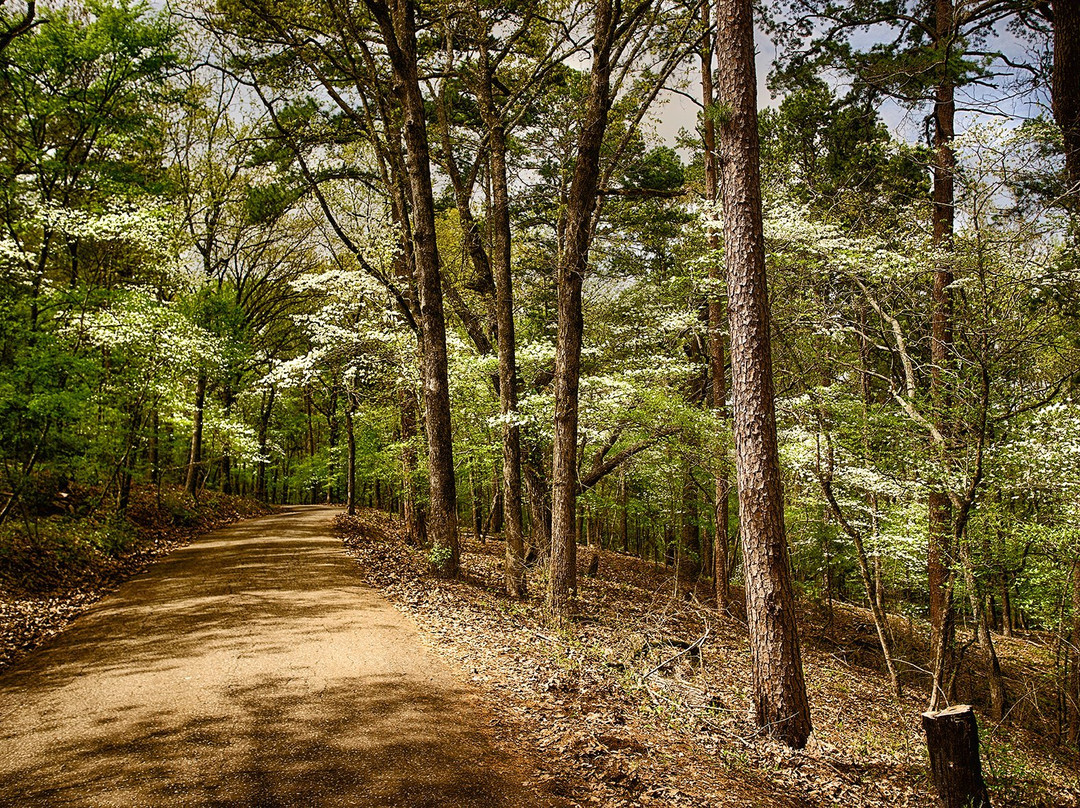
0, 507, 542, 807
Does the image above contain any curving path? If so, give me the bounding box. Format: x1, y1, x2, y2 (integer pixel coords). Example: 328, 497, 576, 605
0, 506, 545, 807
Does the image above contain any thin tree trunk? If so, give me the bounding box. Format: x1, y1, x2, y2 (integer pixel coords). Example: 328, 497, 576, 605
680, 468, 701, 580
547, 0, 619, 624
524, 440, 551, 561
819, 471, 903, 700
220, 384, 236, 496
490, 464, 504, 534
345, 401, 356, 516
959, 537, 1006, 720
256, 386, 276, 502
305, 390, 318, 504
701, 0, 732, 607
184, 372, 207, 499
471, 463, 484, 540
475, 33, 527, 598
148, 407, 160, 489
116, 407, 141, 515
400, 384, 424, 546
619, 466, 629, 552
715, 0, 811, 748
325, 388, 339, 504
1068, 559, 1080, 746
928, 0, 957, 713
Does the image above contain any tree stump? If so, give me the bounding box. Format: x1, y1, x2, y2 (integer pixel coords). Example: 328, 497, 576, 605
922, 705, 991, 808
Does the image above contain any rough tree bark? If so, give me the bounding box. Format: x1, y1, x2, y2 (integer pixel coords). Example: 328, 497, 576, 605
475, 25, 527, 598
715, 0, 812, 748
547, 0, 620, 624
1049, 2, 1080, 742
928, 0, 957, 712
1052, 0, 1080, 197
365, 0, 458, 574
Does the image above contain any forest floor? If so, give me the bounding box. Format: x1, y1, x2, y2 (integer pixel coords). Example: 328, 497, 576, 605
337, 509, 1080, 808
0, 487, 272, 673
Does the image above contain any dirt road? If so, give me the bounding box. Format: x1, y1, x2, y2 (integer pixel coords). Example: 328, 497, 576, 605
0, 506, 545, 807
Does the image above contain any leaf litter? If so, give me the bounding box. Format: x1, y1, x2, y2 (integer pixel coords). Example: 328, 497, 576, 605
337, 510, 1080, 808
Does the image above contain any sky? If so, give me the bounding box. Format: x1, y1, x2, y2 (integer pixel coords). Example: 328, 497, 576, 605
645, 20, 1054, 157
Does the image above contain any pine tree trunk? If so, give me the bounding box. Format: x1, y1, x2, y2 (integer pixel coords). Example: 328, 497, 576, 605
928, 0, 957, 713
1052, 0, 1080, 198
715, 0, 811, 748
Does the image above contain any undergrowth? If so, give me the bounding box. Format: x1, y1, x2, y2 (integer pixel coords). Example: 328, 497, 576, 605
0, 486, 270, 594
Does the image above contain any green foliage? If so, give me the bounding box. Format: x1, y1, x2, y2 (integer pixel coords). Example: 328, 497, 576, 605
759, 79, 928, 228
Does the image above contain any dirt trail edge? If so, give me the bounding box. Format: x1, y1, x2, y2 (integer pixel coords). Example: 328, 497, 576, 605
0, 506, 548, 808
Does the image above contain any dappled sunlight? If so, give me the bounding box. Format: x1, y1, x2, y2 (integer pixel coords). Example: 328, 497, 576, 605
0, 507, 541, 807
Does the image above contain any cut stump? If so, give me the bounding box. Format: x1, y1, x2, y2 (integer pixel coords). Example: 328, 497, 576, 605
922, 704, 991, 808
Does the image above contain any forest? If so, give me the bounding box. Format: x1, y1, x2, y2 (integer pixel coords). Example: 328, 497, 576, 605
0, 0, 1078, 804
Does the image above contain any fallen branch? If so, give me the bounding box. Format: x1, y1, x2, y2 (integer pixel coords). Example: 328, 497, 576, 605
641, 628, 710, 680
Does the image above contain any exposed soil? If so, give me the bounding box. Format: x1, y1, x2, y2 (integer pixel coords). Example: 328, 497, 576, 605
1, 501, 1074, 807
0, 489, 272, 673
337, 509, 1080, 808
0, 506, 555, 807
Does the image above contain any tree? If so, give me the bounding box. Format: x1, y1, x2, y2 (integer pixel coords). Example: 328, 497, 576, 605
698, 0, 734, 606
714, 0, 811, 747
546, 0, 698, 623
770, 0, 1030, 711
547, 0, 627, 623
0, 0, 182, 518
363, 0, 459, 574
1050, 0, 1080, 197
